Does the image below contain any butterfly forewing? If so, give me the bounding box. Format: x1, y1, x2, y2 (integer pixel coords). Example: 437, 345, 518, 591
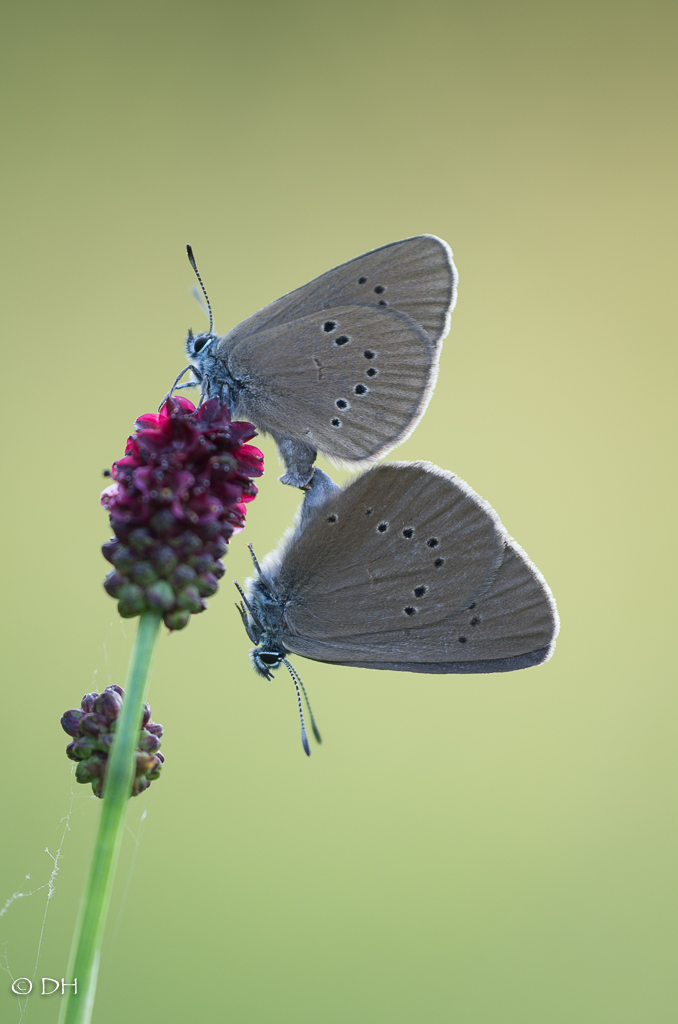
216, 235, 457, 353
227, 307, 437, 460
272, 464, 558, 673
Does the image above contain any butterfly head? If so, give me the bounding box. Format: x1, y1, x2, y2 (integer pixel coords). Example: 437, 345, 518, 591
185, 327, 216, 359
249, 644, 287, 680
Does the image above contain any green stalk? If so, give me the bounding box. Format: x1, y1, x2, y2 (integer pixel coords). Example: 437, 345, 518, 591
59, 610, 162, 1024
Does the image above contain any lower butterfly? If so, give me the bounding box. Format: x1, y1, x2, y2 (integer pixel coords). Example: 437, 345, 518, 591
235, 464, 559, 754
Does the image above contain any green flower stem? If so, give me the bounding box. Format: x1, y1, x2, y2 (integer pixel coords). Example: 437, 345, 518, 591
59, 610, 162, 1024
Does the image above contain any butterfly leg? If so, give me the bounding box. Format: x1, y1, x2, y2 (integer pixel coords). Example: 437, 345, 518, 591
273, 434, 318, 488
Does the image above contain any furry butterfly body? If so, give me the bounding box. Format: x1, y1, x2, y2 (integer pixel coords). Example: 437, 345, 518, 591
241, 466, 559, 678
187, 236, 457, 487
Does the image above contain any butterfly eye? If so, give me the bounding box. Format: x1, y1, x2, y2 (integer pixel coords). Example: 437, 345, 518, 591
258, 653, 280, 666
193, 335, 210, 354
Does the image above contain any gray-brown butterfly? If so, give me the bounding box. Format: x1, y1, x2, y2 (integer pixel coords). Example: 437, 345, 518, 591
236, 466, 559, 755
175, 236, 457, 487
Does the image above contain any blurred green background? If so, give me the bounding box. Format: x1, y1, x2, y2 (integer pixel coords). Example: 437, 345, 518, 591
1, 1, 676, 1021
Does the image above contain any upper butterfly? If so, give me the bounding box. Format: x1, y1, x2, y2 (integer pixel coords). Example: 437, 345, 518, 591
180, 236, 457, 487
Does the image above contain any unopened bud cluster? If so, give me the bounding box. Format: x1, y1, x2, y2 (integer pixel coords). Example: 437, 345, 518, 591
61, 685, 164, 798
101, 397, 263, 630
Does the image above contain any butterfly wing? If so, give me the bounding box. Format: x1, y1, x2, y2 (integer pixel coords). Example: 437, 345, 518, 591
226, 305, 437, 462
270, 463, 558, 673
217, 235, 457, 353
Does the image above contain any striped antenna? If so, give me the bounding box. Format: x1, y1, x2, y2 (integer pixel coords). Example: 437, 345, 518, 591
186, 244, 214, 335
284, 660, 322, 746
282, 660, 311, 756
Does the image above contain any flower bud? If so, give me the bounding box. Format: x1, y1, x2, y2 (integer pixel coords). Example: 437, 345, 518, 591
209, 537, 228, 558
60, 709, 84, 737
101, 538, 119, 564
96, 733, 114, 752
80, 712, 108, 737
195, 572, 219, 597
138, 729, 161, 753
150, 509, 178, 537
173, 531, 203, 555
96, 688, 123, 720
128, 528, 155, 553
103, 570, 125, 597
186, 552, 213, 574
152, 546, 178, 576
75, 754, 106, 784
135, 752, 156, 776
163, 609, 190, 631
110, 546, 136, 572
172, 563, 197, 586
176, 585, 204, 613
131, 561, 157, 586
71, 735, 97, 758
117, 583, 145, 613
145, 580, 176, 611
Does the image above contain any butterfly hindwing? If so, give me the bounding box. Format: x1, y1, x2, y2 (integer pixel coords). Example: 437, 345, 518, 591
226, 305, 437, 462
262, 463, 558, 673
272, 462, 506, 639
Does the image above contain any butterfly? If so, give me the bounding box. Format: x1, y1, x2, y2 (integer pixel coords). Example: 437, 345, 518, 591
174, 236, 457, 487
236, 465, 559, 754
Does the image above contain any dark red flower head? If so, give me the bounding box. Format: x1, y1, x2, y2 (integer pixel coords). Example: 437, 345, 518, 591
101, 397, 263, 630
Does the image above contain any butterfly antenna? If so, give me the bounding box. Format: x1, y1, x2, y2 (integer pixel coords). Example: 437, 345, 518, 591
247, 543, 264, 577
186, 244, 214, 335
284, 660, 322, 745
233, 580, 263, 630
282, 660, 311, 756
